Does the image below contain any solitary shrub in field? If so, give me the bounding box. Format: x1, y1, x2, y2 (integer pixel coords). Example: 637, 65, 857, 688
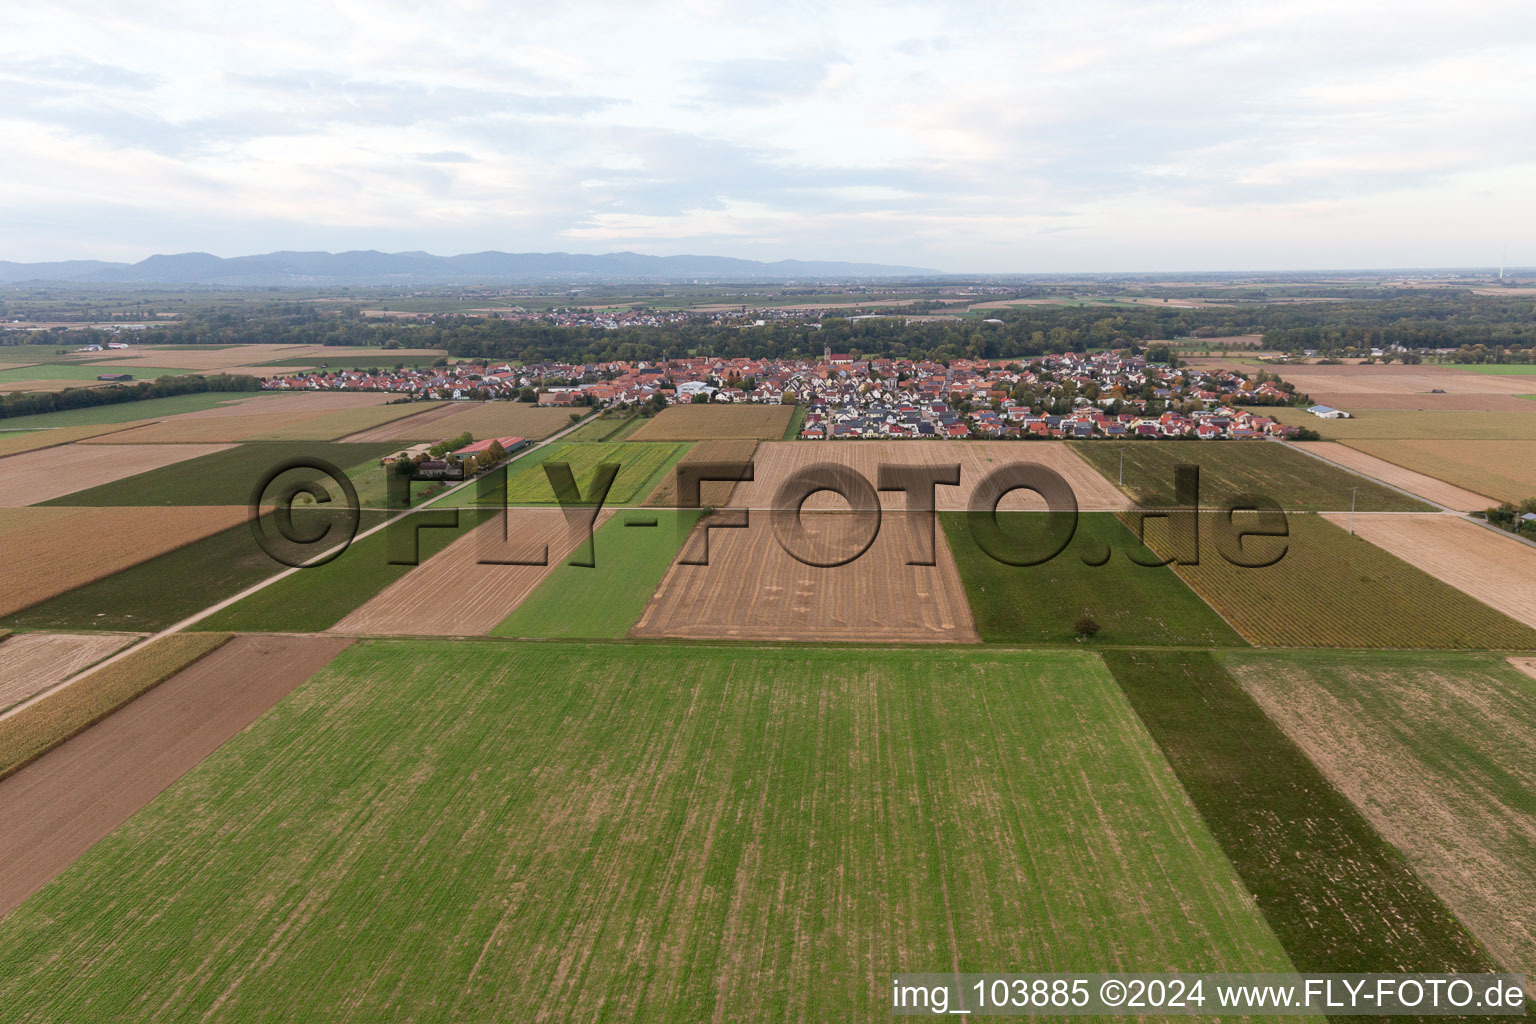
1073, 611, 1101, 639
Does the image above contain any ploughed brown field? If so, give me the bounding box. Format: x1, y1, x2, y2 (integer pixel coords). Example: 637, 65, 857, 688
1342, 439, 1536, 505
631, 511, 979, 643
78, 344, 444, 372
727, 440, 1129, 511
627, 404, 794, 442
1265, 363, 1536, 396
0, 633, 137, 713
0, 506, 249, 617
331, 509, 608, 635
0, 633, 349, 917
1293, 442, 1497, 511
1320, 513, 1536, 630
0, 443, 235, 506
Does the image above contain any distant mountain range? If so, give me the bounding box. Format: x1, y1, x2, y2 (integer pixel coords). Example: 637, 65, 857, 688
0, 250, 937, 286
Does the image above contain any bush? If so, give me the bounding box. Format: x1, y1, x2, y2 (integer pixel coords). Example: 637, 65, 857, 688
1073, 612, 1101, 639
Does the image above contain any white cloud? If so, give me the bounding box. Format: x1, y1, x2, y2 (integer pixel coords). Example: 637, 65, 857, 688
0, 0, 1532, 269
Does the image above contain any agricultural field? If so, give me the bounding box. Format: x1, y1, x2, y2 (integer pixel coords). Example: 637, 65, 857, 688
642, 438, 759, 507
0, 363, 192, 383
1320, 513, 1536, 629
0, 391, 265, 430
359, 402, 576, 443
729, 440, 1129, 511
499, 441, 689, 505
1292, 442, 1497, 510
0, 633, 137, 713
337, 401, 467, 441
632, 511, 978, 643
1226, 650, 1536, 978
0, 642, 1299, 1020
0, 421, 146, 457
334, 509, 603, 635
0, 442, 234, 506
1103, 650, 1496, 974
559, 411, 644, 443
1265, 406, 1536, 440
0, 506, 249, 618
1161, 513, 1536, 648
1450, 364, 1536, 375
627, 403, 794, 441
495, 509, 700, 639
1342, 439, 1536, 505
942, 512, 1244, 646
86, 401, 433, 444
1263, 363, 1536, 397
45, 441, 398, 506
1072, 439, 1431, 512
77, 343, 446, 372
195, 509, 494, 632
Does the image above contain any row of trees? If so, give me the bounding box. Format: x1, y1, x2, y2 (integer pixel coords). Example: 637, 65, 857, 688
0, 372, 260, 421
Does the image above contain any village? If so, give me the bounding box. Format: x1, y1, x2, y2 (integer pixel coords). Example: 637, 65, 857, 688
262, 346, 1309, 441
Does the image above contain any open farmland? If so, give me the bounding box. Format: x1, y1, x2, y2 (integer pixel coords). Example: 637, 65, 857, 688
0, 506, 249, 618
1265, 363, 1536, 397
0, 442, 234, 506
729, 440, 1129, 510
0, 421, 146, 457
0, 363, 192, 383
1293, 442, 1497, 510
0, 642, 1299, 1021
45, 441, 398, 506
1266, 407, 1536, 440
627, 403, 794, 441
0, 392, 262, 430
1302, 392, 1536, 411
1227, 650, 1536, 978
359, 402, 576, 443
1342, 439, 1536, 505
1319, 513, 1536, 629
500, 441, 689, 505
0, 379, 113, 394
1103, 650, 1495, 975
0, 633, 137, 713
643, 438, 759, 506
941, 512, 1244, 647
79, 343, 446, 372
86, 401, 434, 443
337, 402, 467, 441
495, 509, 701, 639
1073, 439, 1431, 512
0, 634, 344, 917
332, 509, 603, 635
1160, 513, 1536, 648
632, 511, 978, 643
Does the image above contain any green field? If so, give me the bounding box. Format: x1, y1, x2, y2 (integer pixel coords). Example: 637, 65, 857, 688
1224, 650, 1536, 977
560, 412, 644, 443
494, 509, 702, 638
0, 362, 193, 382
783, 402, 808, 439
1071, 440, 1432, 512
940, 512, 1244, 646
1101, 649, 1496, 975
43, 441, 399, 506
1165, 513, 1536, 648
1265, 407, 1536, 440
0, 510, 381, 631
0, 391, 260, 429
194, 508, 493, 632
498, 441, 689, 505
1447, 364, 1536, 375
0, 641, 1297, 1021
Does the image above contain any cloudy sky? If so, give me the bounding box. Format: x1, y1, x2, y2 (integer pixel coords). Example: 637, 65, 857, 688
3, 0, 1533, 271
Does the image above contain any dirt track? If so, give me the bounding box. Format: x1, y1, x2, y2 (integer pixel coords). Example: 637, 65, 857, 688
0, 633, 137, 712
632, 511, 979, 643
0, 633, 350, 918
1321, 513, 1536, 630
0, 442, 234, 506
331, 510, 606, 635
728, 441, 1128, 511
1295, 442, 1497, 511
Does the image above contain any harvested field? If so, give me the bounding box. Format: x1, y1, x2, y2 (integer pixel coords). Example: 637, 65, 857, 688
627, 404, 794, 441
337, 402, 466, 441
81, 343, 444, 371
0, 380, 111, 394
374, 402, 576, 442
1266, 407, 1536, 440
332, 509, 603, 635
643, 438, 759, 506
729, 440, 1128, 511
632, 511, 978, 643
1227, 651, 1536, 977
0, 507, 249, 618
0, 422, 146, 458
245, 403, 444, 441
1072, 439, 1429, 512
0, 633, 137, 713
501, 441, 688, 505
1343, 440, 1536, 505
1320, 513, 1536, 629
1268, 363, 1536, 396
0, 393, 257, 431
1304, 391, 1536, 412
0, 634, 345, 918
87, 402, 431, 443
0, 642, 1298, 1019
1160, 513, 1536, 648
1293, 442, 1496, 510
80, 411, 319, 444
0, 443, 234, 506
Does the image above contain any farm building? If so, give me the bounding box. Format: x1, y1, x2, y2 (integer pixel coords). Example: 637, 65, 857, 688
1307, 405, 1351, 419
452, 436, 528, 458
